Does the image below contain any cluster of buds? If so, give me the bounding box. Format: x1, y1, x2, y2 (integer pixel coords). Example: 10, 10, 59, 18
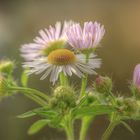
49, 86, 76, 111
116, 97, 139, 117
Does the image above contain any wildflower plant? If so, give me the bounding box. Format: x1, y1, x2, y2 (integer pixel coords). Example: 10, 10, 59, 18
1, 21, 140, 140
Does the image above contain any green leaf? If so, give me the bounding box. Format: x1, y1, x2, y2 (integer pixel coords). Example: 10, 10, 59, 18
28, 119, 49, 135
72, 105, 114, 119
21, 70, 29, 87
121, 121, 135, 134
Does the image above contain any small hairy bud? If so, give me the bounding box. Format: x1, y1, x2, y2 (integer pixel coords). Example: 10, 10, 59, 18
93, 75, 112, 94
0, 60, 14, 75
49, 86, 76, 111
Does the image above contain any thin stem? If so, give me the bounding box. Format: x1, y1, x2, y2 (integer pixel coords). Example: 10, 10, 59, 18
101, 121, 119, 140
80, 75, 88, 98
80, 76, 87, 98
80, 53, 89, 98
79, 53, 92, 140
64, 116, 74, 140
59, 72, 68, 86
79, 116, 94, 140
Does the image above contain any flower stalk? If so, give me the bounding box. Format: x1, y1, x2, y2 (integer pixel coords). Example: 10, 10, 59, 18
59, 72, 68, 86
79, 116, 95, 140
64, 114, 75, 140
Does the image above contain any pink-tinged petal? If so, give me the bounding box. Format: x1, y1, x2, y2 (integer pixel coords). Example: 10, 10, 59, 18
133, 64, 140, 88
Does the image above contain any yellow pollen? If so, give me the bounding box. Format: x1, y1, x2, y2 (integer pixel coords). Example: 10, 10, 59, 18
48, 49, 76, 65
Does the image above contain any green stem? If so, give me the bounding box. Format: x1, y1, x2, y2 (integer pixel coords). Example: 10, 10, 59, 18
80, 75, 88, 98
59, 72, 68, 86
64, 116, 74, 140
9, 86, 48, 106
79, 116, 94, 140
101, 121, 119, 140
79, 53, 92, 140
80, 53, 89, 98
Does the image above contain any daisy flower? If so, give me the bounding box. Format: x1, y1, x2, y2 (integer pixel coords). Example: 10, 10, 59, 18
66, 21, 105, 52
22, 48, 101, 84
21, 21, 74, 61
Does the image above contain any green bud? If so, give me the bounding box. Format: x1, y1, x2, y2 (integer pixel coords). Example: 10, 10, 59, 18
93, 75, 112, 94
49, 86, 76, 111
0, 60, 14, 75
0, 75, 10, 98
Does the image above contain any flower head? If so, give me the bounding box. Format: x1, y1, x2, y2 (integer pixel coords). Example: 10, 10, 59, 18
133, 64, 140, 89
22, 48, 101, 84
66, 21, 105, 53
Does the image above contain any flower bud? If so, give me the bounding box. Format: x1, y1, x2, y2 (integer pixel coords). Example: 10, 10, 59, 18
130, 64, 140, 97
133, 64, 140, 88
0, 75, 10, 98
49, 86, 76, 111
93, 75, 112, 93
0, 60, 14, 75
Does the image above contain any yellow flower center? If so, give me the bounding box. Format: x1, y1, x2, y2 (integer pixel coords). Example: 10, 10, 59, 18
48, 49, 76, 65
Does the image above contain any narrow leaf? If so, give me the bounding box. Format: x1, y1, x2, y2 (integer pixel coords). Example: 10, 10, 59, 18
18, 111, 36, 118
28, 119, 49, 135
17, 107, 45, 118
121, 121, 135, 134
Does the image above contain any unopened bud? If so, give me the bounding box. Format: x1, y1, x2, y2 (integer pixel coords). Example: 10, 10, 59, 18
93, 75, 112, 93
0, 75, 9, 98
0, 60, 14, 75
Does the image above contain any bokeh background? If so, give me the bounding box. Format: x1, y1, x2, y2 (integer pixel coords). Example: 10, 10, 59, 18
0, 0, 140, 140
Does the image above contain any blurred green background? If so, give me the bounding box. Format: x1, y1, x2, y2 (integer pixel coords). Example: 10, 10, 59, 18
0, 0, 140, 140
